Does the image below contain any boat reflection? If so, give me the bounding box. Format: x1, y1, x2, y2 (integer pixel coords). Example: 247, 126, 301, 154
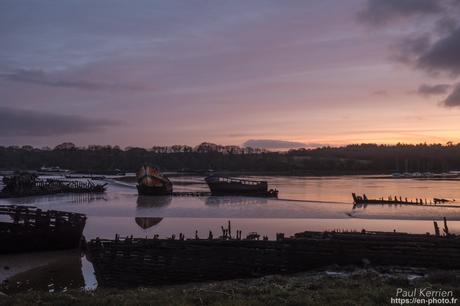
2, 192, 107, 205
205, 196, 268, 206
134, 217, 163, 229
136, 195, 172, 208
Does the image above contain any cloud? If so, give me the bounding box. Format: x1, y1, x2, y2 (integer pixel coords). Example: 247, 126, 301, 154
1, 69, 146, 91
393, 35, 432, 64
357, 0, 442, 25
418, 83, 451, 96
417, 27, 460, 76
0, 107, 122, 137
243, 139, 324, 150
358, 1, 460, 76
442, 84, 460, 107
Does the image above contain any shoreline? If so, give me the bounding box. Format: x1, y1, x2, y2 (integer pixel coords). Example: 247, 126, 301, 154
2, 267, 459, 305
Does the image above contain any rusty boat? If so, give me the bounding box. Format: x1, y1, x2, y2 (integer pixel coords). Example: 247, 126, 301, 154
136, 166, 173, 196
205, 175, 278, 197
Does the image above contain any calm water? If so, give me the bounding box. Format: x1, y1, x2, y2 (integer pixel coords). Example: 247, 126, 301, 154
1, 174, 460, 292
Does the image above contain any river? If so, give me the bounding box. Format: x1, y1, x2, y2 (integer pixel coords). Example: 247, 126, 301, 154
1, 174, 460, 292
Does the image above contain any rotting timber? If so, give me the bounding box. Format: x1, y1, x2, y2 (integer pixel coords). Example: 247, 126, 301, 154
0, 205, 86, 254
0, 173, 107, 198
87, 222, 460, 288
352, 193, 458, 207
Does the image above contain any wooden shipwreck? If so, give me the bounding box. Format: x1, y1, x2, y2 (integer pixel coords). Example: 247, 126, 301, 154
0, 173, 107, 198
0, 205, 86, 254
205, 175, 278, 197
352, 193, 458, 207
136, 166, 173, 196
87, 225, 460, 287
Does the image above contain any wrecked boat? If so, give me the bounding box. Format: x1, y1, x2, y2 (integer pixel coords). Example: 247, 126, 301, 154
0, 205, 86, 254
87, 225, 460, 287
205, 175, 278, 197
352, 193, 458, 207
136, 166, 173, 196
0, 173, 107, 198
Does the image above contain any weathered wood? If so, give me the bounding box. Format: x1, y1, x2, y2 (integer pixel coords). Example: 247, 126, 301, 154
352, 193, 460, 208
0, 174, 106, 198
0, 205, 86, 253
87, 229, 460, 288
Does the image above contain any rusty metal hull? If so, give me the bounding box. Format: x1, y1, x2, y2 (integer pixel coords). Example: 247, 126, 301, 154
205, 175, 277, 197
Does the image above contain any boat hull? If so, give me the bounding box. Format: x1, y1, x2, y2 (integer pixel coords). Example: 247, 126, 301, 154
136, 165, 173, 196
87, 231, 460, 287
205, 175, 277, 197
0, 206, 86, 254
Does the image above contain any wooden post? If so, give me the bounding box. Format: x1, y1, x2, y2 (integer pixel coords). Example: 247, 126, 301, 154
228, 220, 232, 239
434, 221, 440, 236
443, 217, 449, 236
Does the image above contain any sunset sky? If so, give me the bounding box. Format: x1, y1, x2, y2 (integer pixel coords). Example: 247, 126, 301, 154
1, 0, 460, 149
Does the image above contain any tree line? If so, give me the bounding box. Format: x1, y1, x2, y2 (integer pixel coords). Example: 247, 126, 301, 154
0, 142, 459, 174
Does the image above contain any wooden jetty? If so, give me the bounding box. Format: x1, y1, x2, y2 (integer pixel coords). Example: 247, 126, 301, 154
352, 193, 457, 207
87, 223, 460, 288
0, 205, 86, 254
0, 173, 107, 198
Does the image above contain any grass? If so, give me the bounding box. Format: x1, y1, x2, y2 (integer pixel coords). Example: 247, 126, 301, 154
1, 268, 460, 306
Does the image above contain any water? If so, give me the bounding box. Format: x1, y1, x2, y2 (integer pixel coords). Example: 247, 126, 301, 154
1, 174, 460, 292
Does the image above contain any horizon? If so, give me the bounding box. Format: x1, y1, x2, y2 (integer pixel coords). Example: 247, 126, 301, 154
1, 1, 460, 148
2, 140, 460, 152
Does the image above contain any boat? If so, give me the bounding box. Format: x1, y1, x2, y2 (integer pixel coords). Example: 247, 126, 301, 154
205, 175, 278, 197
87, 225, 459, 288
352, 193, 456, 206
136, 165, 173, 196
0, 173, 107, 198
0, 205, 86, 254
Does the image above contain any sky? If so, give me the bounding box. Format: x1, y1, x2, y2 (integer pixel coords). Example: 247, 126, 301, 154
1, 0, 460, 149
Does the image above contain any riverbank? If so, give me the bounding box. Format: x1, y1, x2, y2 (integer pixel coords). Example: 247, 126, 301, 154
1, 267, 459, 306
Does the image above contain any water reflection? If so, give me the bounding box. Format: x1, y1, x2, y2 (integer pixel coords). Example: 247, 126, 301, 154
2, 192, 107, 205
134, 217, 163, 229
205, 196, 267, 206
0, 250, 85, 294
136, 195, 172, 208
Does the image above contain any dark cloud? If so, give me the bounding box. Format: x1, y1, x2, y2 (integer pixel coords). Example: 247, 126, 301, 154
417, 27, 460, 76
243, 139, 324, 150
393, 35, 431, 64
1, 69, 146, 91
418, 83, 451, 96
0, 107, 122, 137
435, 16, 459, 34
358, 0, 460, 76
357, 0, 443, 25
442, 84, 460, 107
